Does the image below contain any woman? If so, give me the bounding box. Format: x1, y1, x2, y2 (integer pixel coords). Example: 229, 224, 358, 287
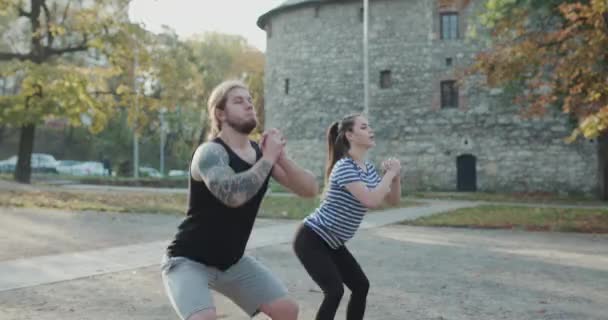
293, 114, 401, 320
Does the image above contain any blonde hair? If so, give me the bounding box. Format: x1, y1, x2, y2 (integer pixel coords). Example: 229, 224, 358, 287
206, 80, 248, 140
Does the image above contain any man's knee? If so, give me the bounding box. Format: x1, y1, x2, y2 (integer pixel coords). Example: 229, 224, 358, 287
260, 297, 299, 320
187, 308, 217, 320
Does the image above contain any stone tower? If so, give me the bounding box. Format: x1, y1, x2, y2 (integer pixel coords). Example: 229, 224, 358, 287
258, 0, 599, 195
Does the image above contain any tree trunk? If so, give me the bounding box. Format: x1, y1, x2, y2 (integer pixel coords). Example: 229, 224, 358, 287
0, 125, 5, 145
58, 125, 74, 158
14, 124, 35, 183
12, 1, 43, 184
598, 132, 608, 201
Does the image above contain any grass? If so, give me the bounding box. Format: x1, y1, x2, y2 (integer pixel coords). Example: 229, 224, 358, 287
0, 189, 189, 214
268, 180, 290, 194
259, 196, 421, 220
3, 174, 602, 205
0, 188, 421, 219
259, 196, 320, 219
2, 173, 299, 192
410, 191, 599, 204
0, 173, 189, 188
402, 205, 608, 233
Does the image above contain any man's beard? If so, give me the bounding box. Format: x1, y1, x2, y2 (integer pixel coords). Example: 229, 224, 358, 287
226, 116, 257, 135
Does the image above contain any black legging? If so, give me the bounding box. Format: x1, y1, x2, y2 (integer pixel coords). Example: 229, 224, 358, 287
293, 224, 369, 320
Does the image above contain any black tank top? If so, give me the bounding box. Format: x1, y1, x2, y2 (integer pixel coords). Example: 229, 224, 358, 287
166, 137, 270, 270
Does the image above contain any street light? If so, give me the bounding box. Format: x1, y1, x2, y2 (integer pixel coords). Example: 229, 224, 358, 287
127, 1, 146, 177
363, 0, 374, 161
159, 107, 167, 176
363, 0, 369, 117
133, 47, 140, 178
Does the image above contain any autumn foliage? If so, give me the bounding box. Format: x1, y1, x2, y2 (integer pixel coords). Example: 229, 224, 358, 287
471, 0, 608, 141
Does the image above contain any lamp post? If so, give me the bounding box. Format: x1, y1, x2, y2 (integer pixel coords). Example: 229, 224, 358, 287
133, 46, 140, 178
159, 107, 167, 176
363, 0, 369, 117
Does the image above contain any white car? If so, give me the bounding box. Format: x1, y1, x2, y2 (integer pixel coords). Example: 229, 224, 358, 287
139, 167, 162, 178
64, 161, 106, 176
0, 156, 16, 173
31, 153, 59, 173
56, 160, 83, 175
0, 153, 59, 173
168, 170, 187, 177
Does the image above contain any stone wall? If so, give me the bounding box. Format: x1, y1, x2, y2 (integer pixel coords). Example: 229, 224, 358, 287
262, 0, 599, 195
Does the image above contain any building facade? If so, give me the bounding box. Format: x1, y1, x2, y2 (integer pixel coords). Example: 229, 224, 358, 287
258, 0, 599, 195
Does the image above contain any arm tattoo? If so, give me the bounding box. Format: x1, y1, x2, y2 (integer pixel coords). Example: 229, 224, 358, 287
197, 142, 273, 207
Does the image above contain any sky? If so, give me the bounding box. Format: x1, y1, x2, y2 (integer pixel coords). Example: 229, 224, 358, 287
128, 0, 285, 51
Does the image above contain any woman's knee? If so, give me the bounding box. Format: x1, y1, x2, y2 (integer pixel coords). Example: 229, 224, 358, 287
324, 283, 345, 301
352, 277, 369, 297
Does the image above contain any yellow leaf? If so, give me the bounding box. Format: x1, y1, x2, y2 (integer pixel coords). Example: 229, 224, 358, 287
564, 129, 580, 143
116, 84, 131, 95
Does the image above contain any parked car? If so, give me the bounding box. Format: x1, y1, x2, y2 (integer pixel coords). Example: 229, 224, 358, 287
168, 169, 187, 177
31, 153, 59, 173
0, 153, 59, 173
56, 160, 83, 175
139, 167, 162, 178
64, 161, 106, 176
0, 156, 17, 173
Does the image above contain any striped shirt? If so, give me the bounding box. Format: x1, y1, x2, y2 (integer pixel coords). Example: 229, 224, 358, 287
304, 157, 382, 249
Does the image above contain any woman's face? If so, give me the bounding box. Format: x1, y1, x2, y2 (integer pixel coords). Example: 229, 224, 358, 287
346, 116, 375, 149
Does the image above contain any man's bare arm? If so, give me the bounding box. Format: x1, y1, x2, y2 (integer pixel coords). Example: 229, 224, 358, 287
193, 142, 274, 208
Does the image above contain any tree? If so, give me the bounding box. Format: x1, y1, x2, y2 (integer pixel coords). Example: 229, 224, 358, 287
245, 70, 265, 138
182, 32, 265, 144
0, 0, 142, 183
111, 30, 265, 172
469, 0, 608, 199
0, 15, 267, 180
470, 0, 608, 140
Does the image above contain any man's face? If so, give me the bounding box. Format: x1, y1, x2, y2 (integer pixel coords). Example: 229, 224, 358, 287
221, 87, 258, 135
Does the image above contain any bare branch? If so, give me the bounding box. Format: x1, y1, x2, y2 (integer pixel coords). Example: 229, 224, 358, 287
24, 84, 43, 108
46, 35, 89, 57
18, 6, 31, 18
0, 52, 31, 61
61, 0, 71, 25
5, 32, 25, 53
41, 1, 54, 48
90, 90, 118, 96
47, 44, 87, 56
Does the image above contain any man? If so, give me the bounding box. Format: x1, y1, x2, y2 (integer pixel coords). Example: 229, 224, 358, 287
161, 80, 318, 320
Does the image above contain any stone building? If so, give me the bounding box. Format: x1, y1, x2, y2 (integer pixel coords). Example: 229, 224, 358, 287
257, 0, 601, 196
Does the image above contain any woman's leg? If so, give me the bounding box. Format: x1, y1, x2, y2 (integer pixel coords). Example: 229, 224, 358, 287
293, 225, 344, 320
332, 246, 369, 320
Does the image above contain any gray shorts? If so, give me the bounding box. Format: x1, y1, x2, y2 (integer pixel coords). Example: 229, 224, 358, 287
161, 254, 288, 319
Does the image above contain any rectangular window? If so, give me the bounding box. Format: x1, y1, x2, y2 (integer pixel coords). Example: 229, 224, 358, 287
380, 70, 392, 89
440, 13, 459, 40
359, 7, 364, 22
441, 80, 458, 108
266, 22, 272, 38
285, 78, 290, 95
446, 57, 453, 67
314, 6, 320, 18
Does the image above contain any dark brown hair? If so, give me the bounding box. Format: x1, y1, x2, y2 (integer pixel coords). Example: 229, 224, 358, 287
324, 113, 360, 185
